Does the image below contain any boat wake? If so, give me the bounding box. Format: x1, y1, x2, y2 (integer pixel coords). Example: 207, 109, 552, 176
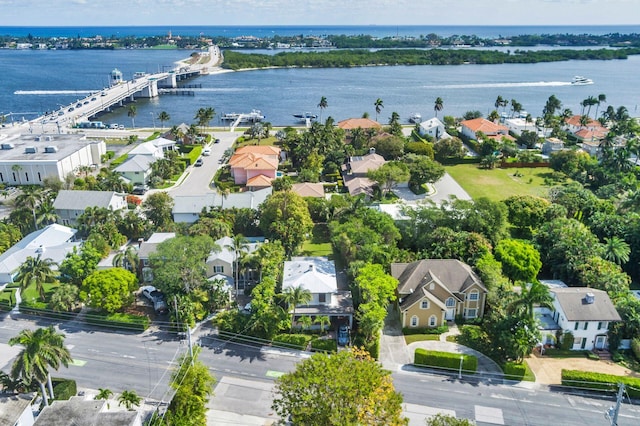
14, 90, 94, 95
422, 81, 572, 89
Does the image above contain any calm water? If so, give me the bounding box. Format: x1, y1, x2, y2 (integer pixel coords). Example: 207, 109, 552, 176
2, 45, 640, 127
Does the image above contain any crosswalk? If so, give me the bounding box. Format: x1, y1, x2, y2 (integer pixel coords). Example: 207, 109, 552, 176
404, 403, 505, 425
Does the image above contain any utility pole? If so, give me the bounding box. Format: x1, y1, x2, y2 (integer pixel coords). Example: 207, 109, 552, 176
174, 295, 194, 364
605, 383, 625, 426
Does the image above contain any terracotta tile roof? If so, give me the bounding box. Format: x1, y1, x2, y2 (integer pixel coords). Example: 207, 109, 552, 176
234, 145, 281, 156
337, 118, 382, 130
292, 182, 325, 198
246, 174, 273, 187
565, 115, 602, 128
575, 128, 606, 141
461, 118, 508, 134
229, 152, 279, 169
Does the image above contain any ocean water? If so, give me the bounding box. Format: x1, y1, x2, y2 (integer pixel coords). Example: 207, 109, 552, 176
1, 25, 640, 127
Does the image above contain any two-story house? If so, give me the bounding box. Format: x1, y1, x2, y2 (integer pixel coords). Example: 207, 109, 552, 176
137, 232, 175, 283
460, 117, 509, 141
391, 259, 487, 329
537, 285, 621, 350
53, 190, 127, 226
228, 145, 281, 186
341, 148, 386, 197
282, 257, 353, 328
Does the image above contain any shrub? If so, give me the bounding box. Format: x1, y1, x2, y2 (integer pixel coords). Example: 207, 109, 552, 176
84, 311, 149, 332
52, 378, 77, 400
414, 349, 477, 373
559, 331, 574, 350
561, 370, 640, 398
503, 361, 535, 382
367, 337, 380, 360
403, 325, 448, 335
631, 338, 640, 361
272, 334, 311, 350
457, 325, 491, 355
310, 338, 337, 353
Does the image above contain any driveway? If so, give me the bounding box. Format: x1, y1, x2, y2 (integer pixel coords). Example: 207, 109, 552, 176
379, 305, 412, 371
393, 172, 472, 206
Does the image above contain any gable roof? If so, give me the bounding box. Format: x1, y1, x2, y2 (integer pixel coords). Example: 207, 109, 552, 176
400, 285, 449, 312
114, 155, 155, 173
392, 259, 486, 296
283, 256, 337, 294
229, 152, 279, 170
53, 190, 121, 211
344, 176, 376, 197
172, 188, 273, 216
564, 115, 603, 129
246, 174, 274, 187
461, 118, 508, 134
292, 182, 325, 198
234, 145, 280, 156
138, 232, 175, 259
338, 117, 382, 130
347, 152, 386, 174
551, 287, 621, 322
128, 141, 161, 156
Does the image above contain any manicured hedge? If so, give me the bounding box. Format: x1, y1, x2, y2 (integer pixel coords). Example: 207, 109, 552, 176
414, 349, 477, 373
84, 311, 149, 332
109, 153, 129, 169
503, 361, 535, 382
52, 378, 77, 400
403, 325, 448, 335
561, 369, 640, 398
310, 338, 337, 353
272, 334, 312, 350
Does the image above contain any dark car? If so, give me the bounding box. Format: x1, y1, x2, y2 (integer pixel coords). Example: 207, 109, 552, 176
214, 138, 220, 144
132, 185, 148, 195
337, 325, 350, 346
194, 158, 203, 167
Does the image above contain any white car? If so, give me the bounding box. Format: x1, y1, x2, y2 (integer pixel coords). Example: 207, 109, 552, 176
202, 148, 211, 156
140, 286, 168, 314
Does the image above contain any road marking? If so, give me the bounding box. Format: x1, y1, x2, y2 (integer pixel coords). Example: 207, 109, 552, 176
266, 370, 285, 378
70, 359, 86, 366
475, 405, 504, 425
123, 355, 136, 359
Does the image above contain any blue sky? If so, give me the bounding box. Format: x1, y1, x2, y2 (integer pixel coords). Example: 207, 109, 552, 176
0, 0, 637, 26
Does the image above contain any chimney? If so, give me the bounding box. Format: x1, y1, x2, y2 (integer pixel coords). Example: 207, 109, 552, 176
584, 292, 595, 304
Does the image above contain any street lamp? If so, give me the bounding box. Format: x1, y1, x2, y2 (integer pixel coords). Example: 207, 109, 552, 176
150, 112, 156, 130
458, 355, 464, 379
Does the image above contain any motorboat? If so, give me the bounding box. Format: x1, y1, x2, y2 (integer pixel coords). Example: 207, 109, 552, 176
293, 112, 318, 122
409, 113, 422, 124
571, 76, 594, 85
221, 109, 265, 122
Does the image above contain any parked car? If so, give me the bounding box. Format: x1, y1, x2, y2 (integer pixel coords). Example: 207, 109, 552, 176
214, 138, 220, 144
132, 185, 148, 195
202, 148, 211, 156
337, 325, 350, 346
194, 158, 203, 167
140, 285, 168, 314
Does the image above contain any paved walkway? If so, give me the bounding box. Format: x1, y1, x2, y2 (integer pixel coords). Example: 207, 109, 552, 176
379, 305, 412, 371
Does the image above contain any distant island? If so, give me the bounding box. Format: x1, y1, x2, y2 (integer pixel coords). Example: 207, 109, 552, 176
2, 31, 640, 51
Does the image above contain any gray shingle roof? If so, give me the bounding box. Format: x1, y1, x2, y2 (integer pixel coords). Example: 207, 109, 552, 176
53, 190, 118, 211
551, 288, 621, 322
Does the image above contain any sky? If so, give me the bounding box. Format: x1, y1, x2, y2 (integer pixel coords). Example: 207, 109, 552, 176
0, 0, 638, 27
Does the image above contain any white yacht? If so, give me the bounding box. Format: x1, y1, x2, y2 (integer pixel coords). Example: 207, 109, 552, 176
409, 113, 422, 124
571, 76, 594, 85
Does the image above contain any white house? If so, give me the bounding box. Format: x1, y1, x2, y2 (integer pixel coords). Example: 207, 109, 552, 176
34, 396, 141, 426
0, 393, 35, 426
0, 134, 106, 186
537, 284, 621, 350
138, 232, 175, 283
282, 257, 353, 327
0, 224, 79, 285
53, 190, 127, 226
418, 117, 449, 140
172, 188, 272, 223
503, 117, 536, 137
114, 155, 156, 186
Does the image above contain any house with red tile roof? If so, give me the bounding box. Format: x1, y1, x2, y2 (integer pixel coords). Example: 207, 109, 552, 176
337, 117, 382, 131
228, 145, 280, 186
292, 182, 325, 198
460, 118, 509, 140
563, 115, 605, 134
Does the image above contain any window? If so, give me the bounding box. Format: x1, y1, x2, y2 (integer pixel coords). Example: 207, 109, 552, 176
12, 172, 16, 181
583, 322, 588, 330
468, 291, 479, 301
142, 259, 149, 266
213, 265, 224, 274
410, 316, 419, 327
319, 293, 326, 303
0, 172, 3, 181
574, 322, 579, 330
429, 283, 435, 290
24, 172, 28, 182
598, 321, 606, 330
445, 297, 455, 307
420, 300, 429, 309
466, 308, 477, 319
429, 315, 437, 327
37, 172, 42, 182
573, 337, 582, 346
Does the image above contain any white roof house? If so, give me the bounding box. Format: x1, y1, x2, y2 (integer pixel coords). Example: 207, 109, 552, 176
419, 117, 449, 140
0, 224, 79, 284
114, 155, 156, 186
282, 256, 353, 326
127, 138, 175, 158
172, 188, 272, 223
53, 190, 127, 226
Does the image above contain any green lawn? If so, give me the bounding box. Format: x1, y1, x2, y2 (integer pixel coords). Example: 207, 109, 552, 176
20, 282, 59, 307
445, 164, 556, 202
300, 224, 333, 257
404, 334, 441, 344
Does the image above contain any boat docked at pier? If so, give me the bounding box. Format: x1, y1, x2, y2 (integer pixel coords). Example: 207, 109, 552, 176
221, 109, 265, 123
293, 112, 318, 122
409, 113, 422, 124
571, 76, 594, 85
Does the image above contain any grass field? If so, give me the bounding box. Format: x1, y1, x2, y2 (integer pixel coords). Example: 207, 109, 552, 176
445, 164, 556, 202
404, 334, 441, 344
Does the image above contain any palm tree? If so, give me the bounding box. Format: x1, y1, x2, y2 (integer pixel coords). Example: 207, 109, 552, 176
317, 96, 328, 121
118, 390, 142, 410
113, 246, 139, 273
9, 326, 72, 406
195, 107, 215, 132
317, 315, 330, 334
603, 236, 631, 265
96, 388, 114, 409
16, 186, 44, 231
37, 200, 57, 227
157, 111, 170, 130
299, 315, 313, 332
594, 94, 606, 119
510, 281, 553, 320
282, 285, 312, 332
49, 284, 79, 313
17, 255, 58, 301
434, 97, 444, 117
225, 234, 250, 297
374, 98, 384, 122
127, 105, 137, 129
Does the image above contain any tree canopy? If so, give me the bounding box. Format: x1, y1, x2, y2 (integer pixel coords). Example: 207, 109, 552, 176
81, 268, 137, 313
259, 191, 313, 257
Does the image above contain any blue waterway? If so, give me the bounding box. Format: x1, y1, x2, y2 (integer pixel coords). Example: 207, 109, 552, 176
2, 45, 640, 128
2, 25, 640, 39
